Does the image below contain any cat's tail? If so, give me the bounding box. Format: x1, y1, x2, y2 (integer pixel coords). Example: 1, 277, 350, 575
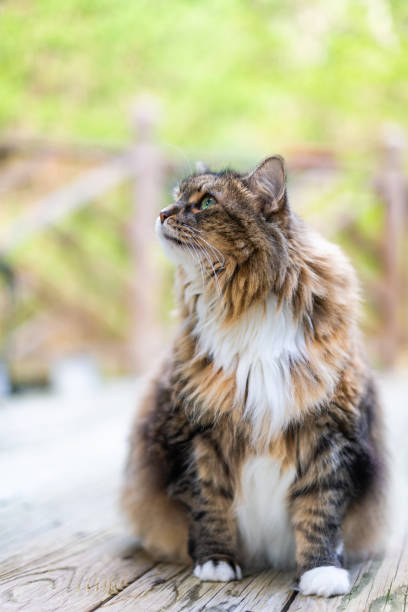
120, 377, 190, 565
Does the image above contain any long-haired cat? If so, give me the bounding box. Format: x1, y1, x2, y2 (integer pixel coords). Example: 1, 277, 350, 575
121, 157, 386, 597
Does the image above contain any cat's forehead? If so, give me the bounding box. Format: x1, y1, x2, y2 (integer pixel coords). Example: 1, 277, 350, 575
177, 174, 218, 198
175, 172, 240, 201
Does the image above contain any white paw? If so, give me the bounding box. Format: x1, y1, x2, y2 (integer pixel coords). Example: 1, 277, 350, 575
193, 559, 242, 582
299, 566, 350, 597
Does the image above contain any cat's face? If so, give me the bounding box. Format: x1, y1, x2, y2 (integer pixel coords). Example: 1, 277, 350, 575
155, 156, 290, 277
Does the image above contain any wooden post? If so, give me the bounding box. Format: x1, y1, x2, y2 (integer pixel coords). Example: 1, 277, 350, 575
0, 258, 15, 395
375, 124, 407, 367
129, 97, 164, 373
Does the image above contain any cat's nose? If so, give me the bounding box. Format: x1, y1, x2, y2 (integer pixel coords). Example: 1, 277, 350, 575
159, 210, 169, 224
159, 204, 178, 224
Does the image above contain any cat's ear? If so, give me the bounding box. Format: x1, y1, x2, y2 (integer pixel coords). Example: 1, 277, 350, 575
195, 160, 211, 174
246, 156, 287, 214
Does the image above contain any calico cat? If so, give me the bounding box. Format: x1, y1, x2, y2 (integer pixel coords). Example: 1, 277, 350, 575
121, 156, 386, 597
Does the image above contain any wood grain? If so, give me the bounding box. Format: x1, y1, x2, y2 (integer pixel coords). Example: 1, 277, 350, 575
289, 542, 408, 611
0, 376, 407, 611
95, 566, 298, 612
0, 531, 155, 612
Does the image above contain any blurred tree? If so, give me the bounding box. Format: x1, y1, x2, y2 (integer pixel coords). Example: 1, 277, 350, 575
0, 0, 407, 156
0, 0, 407, 381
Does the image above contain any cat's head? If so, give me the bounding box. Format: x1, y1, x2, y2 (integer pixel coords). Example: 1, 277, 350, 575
156, 156, 292, 297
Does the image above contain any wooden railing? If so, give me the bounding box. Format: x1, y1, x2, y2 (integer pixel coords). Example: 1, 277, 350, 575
374, 125, 408, 366
0, 104, 407, 382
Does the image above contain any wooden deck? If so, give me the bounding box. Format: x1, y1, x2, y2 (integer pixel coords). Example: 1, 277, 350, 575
1, 374, 408, 611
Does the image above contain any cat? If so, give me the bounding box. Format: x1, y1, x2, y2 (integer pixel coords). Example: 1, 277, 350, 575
121, 156, 386, 597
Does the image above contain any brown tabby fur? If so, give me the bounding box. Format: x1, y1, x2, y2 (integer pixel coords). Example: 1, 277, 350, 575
121, 157, 386, 580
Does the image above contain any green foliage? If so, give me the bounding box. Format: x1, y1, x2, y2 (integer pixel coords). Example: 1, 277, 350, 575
0, 0, 407, 154
1, 0, 407, 375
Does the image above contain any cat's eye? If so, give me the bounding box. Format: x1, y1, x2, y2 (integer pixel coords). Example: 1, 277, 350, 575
200, 195, 216, 210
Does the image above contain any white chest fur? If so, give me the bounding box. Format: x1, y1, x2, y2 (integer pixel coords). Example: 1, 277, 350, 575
235, 455, 296, 569
192, 291, 307, 440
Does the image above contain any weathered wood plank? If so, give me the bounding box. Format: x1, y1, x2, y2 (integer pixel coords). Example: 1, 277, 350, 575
193, 570, 297, 612
0, 376, 407, 611
0, 531, 155, 612
0, 381, 138, 559
0, 494, 118, 569
339, 543, 408, 612
96, 565, 298, 611
95, 564, 192, 611
287, 542, 408, 611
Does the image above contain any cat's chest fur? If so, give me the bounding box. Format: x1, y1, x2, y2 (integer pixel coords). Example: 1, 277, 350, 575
189, 284, 307, 440
235, 455, 296, 568
186, 286, 302, 565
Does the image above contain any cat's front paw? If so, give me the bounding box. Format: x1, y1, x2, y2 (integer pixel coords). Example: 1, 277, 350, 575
299, 566, 350, 597
193, 559, 243, 582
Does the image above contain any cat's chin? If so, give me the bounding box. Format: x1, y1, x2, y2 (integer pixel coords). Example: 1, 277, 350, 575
155, 217, 185, 265
155, 217, 200, 271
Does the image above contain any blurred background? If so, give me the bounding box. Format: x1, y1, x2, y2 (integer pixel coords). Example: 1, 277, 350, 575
1, 5, 408, 605
0, 0, 407, 395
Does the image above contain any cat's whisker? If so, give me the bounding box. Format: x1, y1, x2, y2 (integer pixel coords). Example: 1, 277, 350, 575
192, 238, 225, 298
180, 222, 206, 234
194, 237, 225, 266
181, 223, 225, 265
187, 240, 206, 292
189, 236, 226, 288
194, 236, 225, 267
183, 239, 205, 288
190, 236, 223, 299
199, 251, 223, 300
179, 222, 220, 267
